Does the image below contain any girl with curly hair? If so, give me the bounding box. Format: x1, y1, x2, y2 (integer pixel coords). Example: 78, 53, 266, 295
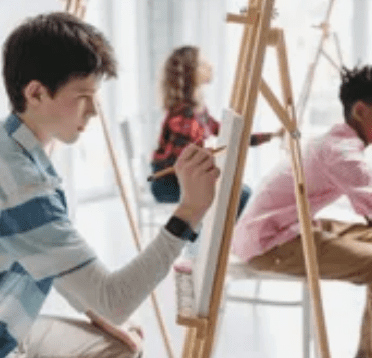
151, 46, 282, 271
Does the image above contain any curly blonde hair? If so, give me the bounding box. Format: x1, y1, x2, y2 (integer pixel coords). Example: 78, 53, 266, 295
160, 46, 199, 111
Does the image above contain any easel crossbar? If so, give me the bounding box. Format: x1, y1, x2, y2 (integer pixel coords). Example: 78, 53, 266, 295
226, 8, 259, 25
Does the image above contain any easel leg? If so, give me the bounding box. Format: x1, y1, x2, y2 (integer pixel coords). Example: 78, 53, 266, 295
62, 3, 176, 358
192, 335, 204, 358
275, 29, 331, 358
182, 327, 197, 358
181, 326, 207, 358
231, 0, 261, 113
195, 0, 278, 357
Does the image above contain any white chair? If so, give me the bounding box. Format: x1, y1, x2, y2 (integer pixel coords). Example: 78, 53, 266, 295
225, 254, 314, 358
119, 120, 177, 242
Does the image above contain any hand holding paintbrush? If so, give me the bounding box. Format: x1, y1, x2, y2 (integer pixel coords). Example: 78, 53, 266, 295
147, 145, 226, 182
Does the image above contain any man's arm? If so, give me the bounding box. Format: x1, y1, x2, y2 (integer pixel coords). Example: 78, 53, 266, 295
54, 227, 187, 324
85, 309, 143, 352
55, 144, 220, 324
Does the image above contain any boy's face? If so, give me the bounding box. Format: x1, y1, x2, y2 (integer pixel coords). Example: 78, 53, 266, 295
39, 74, 99, 144
353, 101, 372, 145
362, 104, 372, 144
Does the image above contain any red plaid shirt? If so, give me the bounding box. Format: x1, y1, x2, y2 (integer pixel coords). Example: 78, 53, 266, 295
152, 101, 275, 170
152, 102, 219, 169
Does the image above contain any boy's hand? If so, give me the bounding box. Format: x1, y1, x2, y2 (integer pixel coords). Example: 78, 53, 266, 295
86, 310, 143, 353
173, 143, 220, 229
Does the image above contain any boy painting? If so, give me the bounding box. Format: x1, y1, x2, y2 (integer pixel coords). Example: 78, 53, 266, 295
0, 12, 219, 357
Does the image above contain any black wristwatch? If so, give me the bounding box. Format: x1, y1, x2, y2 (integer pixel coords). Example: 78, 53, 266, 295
165, 216, 198, 242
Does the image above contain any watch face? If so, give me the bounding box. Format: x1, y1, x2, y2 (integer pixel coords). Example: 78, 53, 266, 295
165, 216, 198, 242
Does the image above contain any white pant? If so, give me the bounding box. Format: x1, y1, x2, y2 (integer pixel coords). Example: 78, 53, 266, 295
10, 316, 142, 358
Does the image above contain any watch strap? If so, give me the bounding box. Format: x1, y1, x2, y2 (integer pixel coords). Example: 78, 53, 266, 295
165, 216, 198, 242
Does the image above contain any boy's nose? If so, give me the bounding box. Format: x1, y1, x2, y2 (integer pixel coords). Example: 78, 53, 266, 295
89, 105, 97, 117
87, 99, 97, 117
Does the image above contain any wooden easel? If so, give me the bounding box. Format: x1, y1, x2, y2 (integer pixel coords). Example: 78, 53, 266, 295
62, 1, 176, 357
297, 0, 343, 127
176, 1, 331, 357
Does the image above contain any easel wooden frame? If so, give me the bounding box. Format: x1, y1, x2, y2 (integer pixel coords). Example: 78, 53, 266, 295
296, 0, 342, 126
176, 1, 331, 357
61, 1, 176, 357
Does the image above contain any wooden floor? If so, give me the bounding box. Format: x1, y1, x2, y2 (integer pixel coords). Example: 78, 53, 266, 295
41, 196, 366, 358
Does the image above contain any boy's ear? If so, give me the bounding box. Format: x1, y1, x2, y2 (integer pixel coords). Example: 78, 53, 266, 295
352, 101, 363, 122
23, 80, 49, 108
351, 101, 371, 122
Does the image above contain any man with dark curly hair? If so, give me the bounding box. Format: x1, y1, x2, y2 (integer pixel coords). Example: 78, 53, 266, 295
232, 65, 372, 358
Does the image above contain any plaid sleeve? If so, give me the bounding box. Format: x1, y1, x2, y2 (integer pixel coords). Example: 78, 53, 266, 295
168, 114, 204, 145
168, 114, 194, 138
250, 133, 273, 146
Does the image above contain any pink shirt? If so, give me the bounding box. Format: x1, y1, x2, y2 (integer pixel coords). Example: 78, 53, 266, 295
232, 123, 372, 261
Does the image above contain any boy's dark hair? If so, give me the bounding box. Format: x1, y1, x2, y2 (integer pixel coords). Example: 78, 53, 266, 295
2, 12, 117, 113
339, 65, 372, 122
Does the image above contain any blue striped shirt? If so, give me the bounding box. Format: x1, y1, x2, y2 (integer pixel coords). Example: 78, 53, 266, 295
0, 114, 96, 356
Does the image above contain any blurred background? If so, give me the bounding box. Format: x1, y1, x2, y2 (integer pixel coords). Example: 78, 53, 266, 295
0, 0, 371, 357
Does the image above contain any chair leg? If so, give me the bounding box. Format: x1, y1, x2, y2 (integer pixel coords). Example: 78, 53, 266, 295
302, 282, 311, 358
137, 207, 144, 244
149, 207, 154, 244
221, 281, 230, 317
254, 279, 262, 302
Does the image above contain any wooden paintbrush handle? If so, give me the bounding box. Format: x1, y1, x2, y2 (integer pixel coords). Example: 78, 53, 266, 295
147, 146, 226, 182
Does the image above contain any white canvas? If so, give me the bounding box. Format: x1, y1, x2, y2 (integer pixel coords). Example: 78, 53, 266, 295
193, 108, 244, 316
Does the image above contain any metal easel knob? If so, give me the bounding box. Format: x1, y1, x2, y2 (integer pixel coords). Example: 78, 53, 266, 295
290, 129, 301, 139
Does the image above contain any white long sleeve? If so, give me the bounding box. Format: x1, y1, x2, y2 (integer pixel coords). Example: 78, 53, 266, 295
54, 227, 185, 325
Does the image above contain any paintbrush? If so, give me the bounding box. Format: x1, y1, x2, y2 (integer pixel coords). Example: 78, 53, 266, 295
147, 145, 226, 182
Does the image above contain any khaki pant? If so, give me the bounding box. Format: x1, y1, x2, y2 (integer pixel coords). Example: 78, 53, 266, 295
248, 219, 372, 358
10, 316, 142, 358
